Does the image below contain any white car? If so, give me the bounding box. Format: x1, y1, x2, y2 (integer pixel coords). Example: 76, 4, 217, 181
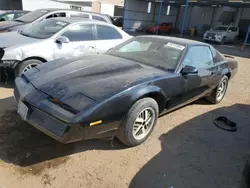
203, 25, 239, 44
0, 17, 131, 76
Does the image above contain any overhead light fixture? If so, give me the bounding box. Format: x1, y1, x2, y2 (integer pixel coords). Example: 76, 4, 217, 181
147, 2, 151, 13
166, 5, 171, 15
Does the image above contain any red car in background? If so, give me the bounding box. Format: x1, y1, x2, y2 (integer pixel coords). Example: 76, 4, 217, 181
144, 22, 173, 34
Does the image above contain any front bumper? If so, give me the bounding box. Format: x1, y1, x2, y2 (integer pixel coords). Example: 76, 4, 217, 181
203, 35, 222, 42
14, 77, 119, 143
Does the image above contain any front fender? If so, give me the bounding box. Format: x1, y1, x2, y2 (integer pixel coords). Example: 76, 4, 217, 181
131, 85, 166, 102
74, 84, 166, 124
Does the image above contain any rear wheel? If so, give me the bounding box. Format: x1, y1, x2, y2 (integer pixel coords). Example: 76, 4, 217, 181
15, 59, 43, 77
206, 76, 229, 104
117, 98, 159, 146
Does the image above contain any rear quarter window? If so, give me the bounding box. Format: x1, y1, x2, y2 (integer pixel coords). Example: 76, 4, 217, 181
92, 15, 107, 22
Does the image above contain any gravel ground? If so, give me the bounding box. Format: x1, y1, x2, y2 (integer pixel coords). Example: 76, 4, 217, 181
0, 53, 250, 188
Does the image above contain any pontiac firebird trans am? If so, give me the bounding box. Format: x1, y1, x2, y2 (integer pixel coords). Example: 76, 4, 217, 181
14, 36, 238, 146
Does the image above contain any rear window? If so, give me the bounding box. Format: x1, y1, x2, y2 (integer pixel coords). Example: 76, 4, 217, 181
15, 9, 49, 23
70, 12, 90, 19
92, 15, 107, 22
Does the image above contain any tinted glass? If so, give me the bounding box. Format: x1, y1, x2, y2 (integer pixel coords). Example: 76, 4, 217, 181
182, 46, 213, 69
97, 25, 122, 40
210, 46, 225, 63
213, 26, 228, 31
108, 37, 185, 71
15, 9, 49, 23
46, 12, 66, 18
20, 19, 68, 39
70, 12, 89, 18
0, 13, 15, 21
230, 27, 237, 32
92, 15, 106, 22
63, 24, 94, 41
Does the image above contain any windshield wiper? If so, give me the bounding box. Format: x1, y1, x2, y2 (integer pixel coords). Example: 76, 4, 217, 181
155, 65, 169, 71
15, 19, 24, 23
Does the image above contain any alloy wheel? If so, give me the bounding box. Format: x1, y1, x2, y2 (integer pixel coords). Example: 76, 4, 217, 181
217, 80, 227, 101
132, 107, 156, 140
22, 63, 39, 73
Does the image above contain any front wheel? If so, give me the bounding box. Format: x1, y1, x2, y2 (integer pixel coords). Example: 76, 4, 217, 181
206, 76, 229, 104
117, 98, 159, 146
15, 59, 43, 77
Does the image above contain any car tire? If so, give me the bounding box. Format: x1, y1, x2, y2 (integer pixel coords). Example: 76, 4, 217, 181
220, 36, 226, 45
117, 98, 159, 147
15, 59, 43, 77
206, 75, 229, 104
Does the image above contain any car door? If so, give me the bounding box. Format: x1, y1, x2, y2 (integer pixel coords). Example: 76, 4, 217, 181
95, 24, 125, 54
53, 23, 97, 59
167, 45, 216, 109
227, 27, 235, 41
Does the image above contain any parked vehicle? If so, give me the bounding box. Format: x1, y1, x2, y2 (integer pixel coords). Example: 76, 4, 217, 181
113, 16, 123, 27
203, 25, 239, 44
144, 22, 173, 34
0, 8, 113, 33
14, 36, 237, 146
0, 10, 29, 22
0, 17, 131, 76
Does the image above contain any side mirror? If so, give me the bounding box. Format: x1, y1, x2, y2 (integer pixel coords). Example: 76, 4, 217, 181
56, 36, 70, 44
228, 30, 232, 33
181, 65, 198, 75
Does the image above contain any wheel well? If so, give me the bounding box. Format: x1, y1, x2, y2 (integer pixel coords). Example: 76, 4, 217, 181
140, 92, 166, 113
22, 56, 47, 63
225, 72, 231, 80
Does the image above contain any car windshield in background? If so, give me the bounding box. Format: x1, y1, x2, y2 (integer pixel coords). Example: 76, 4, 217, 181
213, 26, 228, 31
108, 37, 185, 71
15, 9, 49, 23
20, 19, 68, 39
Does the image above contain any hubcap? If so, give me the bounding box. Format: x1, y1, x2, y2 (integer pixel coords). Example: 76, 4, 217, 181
217, 80, 227, 101
22, 63, 39, 73
132, 107, 155, 140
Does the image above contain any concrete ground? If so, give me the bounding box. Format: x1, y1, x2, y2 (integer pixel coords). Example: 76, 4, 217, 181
0, 48, 250, 188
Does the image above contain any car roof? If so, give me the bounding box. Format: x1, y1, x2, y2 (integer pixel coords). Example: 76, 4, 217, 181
35, 8, 108, 16
0, 10, 28, 13
138, 35, 209, 47
51, 17, 110, 24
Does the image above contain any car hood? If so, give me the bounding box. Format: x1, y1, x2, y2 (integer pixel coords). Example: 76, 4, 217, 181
24, 55, 168, 101
0, 31, 40, 48
0, 21, 24, 31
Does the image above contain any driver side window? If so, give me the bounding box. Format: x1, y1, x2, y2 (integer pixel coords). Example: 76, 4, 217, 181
182, 46, 213, 69
62, 24, 95, 42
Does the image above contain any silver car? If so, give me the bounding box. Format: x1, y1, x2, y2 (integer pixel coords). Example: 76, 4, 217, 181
203, 25, 239, 44
0, 17, 131, 76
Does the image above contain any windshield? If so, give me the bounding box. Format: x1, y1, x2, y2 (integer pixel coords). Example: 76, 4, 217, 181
15, 9, 49, 23
20, 19, 69, 39
212, 26, 228, 31
108, 37, 185, 71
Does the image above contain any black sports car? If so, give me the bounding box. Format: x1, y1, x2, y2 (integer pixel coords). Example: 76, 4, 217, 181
14, 36, 238, 146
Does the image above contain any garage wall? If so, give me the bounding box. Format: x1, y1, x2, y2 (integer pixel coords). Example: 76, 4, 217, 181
242, 8, 250, 19
153, 4, 178, 26
177, 6, 214, 35
123, 0, 178, 32
123, 0, 154, 31
0, 0, 22, 10
22, 0, 70, 11
101, 3, 114, 16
